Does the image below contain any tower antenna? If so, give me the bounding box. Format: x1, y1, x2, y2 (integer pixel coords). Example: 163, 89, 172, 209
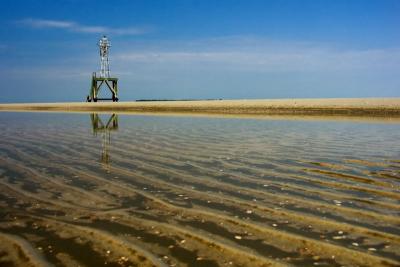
99, 35, 111, 77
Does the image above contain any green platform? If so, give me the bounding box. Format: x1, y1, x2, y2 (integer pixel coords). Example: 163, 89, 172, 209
87, 73, 119, 102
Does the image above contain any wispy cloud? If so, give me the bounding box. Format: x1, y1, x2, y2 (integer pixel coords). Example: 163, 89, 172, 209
16, 18, 150, 35
113, 37, 400, 72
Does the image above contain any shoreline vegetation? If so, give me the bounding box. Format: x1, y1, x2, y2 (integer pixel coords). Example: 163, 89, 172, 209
0, 98, 400, 117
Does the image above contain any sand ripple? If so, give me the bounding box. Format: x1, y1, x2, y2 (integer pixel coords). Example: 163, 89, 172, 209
0, 113, 399, 266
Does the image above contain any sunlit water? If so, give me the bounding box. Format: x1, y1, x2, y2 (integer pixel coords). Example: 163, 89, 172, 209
0, 112, 399, 267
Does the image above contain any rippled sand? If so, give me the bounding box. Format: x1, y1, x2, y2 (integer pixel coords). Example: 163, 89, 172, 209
0, 112, 399, 267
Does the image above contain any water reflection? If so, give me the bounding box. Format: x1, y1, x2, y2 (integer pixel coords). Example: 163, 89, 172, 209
90, 113, 118, 168
0, 113, 399, 267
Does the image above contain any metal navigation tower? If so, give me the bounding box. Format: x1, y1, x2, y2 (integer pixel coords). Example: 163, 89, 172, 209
87, 35, 119, 102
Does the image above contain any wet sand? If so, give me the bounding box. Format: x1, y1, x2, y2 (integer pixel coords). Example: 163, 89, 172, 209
0, 113, 399, 266
0, 114, 400, 266
1, 98, 400, 117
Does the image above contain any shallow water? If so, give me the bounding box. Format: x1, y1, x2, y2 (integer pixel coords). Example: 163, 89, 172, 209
0, 112, 399, 267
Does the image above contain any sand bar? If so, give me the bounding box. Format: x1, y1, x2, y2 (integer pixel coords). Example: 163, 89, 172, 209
1, 98, 400, 117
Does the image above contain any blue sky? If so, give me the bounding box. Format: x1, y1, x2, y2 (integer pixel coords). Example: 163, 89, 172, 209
0, 0, 399, 102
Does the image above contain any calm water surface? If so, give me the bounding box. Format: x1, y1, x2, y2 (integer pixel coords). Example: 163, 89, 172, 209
0, 112, 399, 267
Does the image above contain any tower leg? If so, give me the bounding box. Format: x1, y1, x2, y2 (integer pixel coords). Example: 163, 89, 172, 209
113, 80, 119, 102
112, 80, 116, 102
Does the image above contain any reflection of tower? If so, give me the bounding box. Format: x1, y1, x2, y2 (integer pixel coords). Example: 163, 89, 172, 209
86, 35, 119, 102
90, 113, 119, 169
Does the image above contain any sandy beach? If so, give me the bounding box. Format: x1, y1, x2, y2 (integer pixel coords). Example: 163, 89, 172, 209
0, 98, 400, 117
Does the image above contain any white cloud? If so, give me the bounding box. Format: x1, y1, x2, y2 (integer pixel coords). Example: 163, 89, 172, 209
19, 18, 74, 28
16, 18, 150, 36
113, 37, 400, 72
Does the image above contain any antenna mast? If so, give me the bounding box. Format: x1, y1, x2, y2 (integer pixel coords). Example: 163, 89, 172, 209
98, 35, 111, 78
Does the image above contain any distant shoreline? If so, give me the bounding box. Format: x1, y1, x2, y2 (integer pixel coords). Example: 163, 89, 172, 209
1, 98, 400, 117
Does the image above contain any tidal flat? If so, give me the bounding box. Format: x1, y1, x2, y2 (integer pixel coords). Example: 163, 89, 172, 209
0, 112, 399, 267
